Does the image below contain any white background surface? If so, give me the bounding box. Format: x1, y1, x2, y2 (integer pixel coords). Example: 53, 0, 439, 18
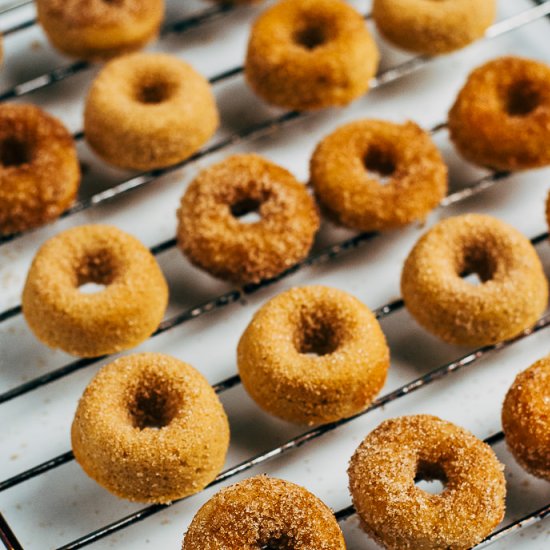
0, 0, 549, 548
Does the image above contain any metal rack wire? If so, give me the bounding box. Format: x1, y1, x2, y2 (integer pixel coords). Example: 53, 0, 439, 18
1, 1, 549, 549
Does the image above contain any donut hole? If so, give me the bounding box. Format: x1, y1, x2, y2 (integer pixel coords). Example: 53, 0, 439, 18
260, 536, 292, 550
295, 309, 340, 356
230, 198, 263, 224
364, 145, 396, 184
0, 137, 32, 167
414, 460, 448, 495
135, 75, 177, 105
76, 249, 117, 292
506, 81, 541, 117
459, 244, 497, 285
294, 25, 327, 50
129, 376, 182, 430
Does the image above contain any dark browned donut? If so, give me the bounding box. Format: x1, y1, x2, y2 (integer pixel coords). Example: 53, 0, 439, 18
0, 104, 79, 235
310, 119, 448, 231
502, 356, 550, 481
177, 154, 319, 284
449, 56, 550, 170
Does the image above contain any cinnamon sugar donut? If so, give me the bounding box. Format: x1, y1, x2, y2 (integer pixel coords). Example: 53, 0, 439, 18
348, 415, 506, 550
245, 0, 379, 110
449, 57, 550, 171
401, 214, 548, 347
72, 353, 230, 503
182, 476, 345, 549
0, 104, 79, 235
310, 119, 448, 231
84, 53, 219, 170
502, 357, 550, 481
372, 0, 496, 55
237, 286, 390, 425
177, 154, 319, 285
36, 0, 164, 60
22, 225, 168, 357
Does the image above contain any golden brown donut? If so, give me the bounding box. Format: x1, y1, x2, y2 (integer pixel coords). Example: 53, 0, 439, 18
22, 225, 168, 357
310, 119, 448, 231
502, 357, 550, 481
177, 154, 319, 285
372, 0, 496, 55
401, 214, 548, 347
237, 285, 390, 425
36, 0, 164, 60
245, 0, 379, 111
72, 353, 230, 503
182, 475, 345, 549
84, 53, 218, 170
449, 57, 550, 171
348, 415, 506, 550
0, 104, 79, 235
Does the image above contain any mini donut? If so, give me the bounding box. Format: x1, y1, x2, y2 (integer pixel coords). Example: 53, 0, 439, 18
84, 53, 219, 171
72, 353, 230, 503
237, 285, 390, 425
177, 154, 319, 285
245, 0, 379, 111
449, 57, 550, 171
0, 104, 79, 235
310, 119, 448, 231
401, 214, 548, 347
36, 0, 164, 61
22, 225, 168, 357
182, 475, 345, 549
348, 415, 506, 550
372, 0, 496, 55
502, 357, 550, 481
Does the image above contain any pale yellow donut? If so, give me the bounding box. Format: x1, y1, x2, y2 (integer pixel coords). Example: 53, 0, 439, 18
84, 53, 219, 170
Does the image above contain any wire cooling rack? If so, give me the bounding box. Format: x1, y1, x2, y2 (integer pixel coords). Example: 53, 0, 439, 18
0, 1, 549, 548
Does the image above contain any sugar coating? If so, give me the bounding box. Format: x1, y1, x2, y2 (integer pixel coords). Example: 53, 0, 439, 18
449, 56, 550, 171
245, 0, 379, 111
177, 154, 319, 285
182, 475, 345, 549
36, 0, 164, 60
310, 119, 448, 232
22, 224, 168, 357
85, 52, 219, 171
401, 214, 548, 347
0, 103, 79, 235
237, 285, 390, 425
72, 353, 230, 503
372, 0, 496, 55
348, 415, 506, 550
502, 356, 550, 481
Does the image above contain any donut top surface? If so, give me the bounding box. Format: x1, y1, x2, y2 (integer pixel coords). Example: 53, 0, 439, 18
37, 0, 160, 27
502, 356, 550, 481
72, 353, 230, 503
177, 154, 319, 284
348, 415, 506, 549
182, 475, 345, 549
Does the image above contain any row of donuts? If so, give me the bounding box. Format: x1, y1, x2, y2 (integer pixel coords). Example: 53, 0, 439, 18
2, 53, 550, 240
21, 187, 550, 360
27, 0, 497, 68
70, 330, 549, 548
